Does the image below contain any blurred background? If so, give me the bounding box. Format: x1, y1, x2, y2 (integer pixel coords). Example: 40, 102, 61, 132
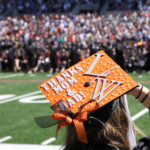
0, 0, 150, 150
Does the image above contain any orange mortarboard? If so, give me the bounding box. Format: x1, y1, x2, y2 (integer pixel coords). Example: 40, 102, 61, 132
36, 50, 138, 144
39, 50, 138, 113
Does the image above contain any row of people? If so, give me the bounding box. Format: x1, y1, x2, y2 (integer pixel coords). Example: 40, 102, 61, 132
0, 0, 100, 15
0, 11, 150, 73
108, 0, 150, 11
0, 41, 150, 73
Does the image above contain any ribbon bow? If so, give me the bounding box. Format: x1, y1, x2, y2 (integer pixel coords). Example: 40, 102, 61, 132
52, 111, 88, 144
52, 100, 99, 144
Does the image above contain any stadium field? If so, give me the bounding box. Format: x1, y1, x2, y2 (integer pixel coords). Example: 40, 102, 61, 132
0, 72, 150, 149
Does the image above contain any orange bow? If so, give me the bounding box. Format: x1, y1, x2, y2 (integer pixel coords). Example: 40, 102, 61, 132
52, 101, 99, 144
52, 111, 88, 144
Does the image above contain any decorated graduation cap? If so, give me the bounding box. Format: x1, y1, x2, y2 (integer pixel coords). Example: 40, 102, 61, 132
35, 50, 138, 144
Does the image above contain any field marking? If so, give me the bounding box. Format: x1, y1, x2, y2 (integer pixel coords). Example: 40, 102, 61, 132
19, 95, 49, 103
0, 91, 41, 104
47, 74, 53, 77
0, 73, 24, 79
139, 81, 150, 84
29, 74, 36, 77
0, 144, 63, 150
0, 136, 12, 143
131, 108, 149, 121
1, 80, 150, 83
41, 137, 56, 145
0, 94, 15, 101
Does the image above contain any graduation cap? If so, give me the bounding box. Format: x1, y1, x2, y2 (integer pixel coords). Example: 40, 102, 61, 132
34, 50, 138, 144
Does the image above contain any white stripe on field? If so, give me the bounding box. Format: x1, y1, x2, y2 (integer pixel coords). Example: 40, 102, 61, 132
0, 94, 15, 101
0, 73, 24, 79
47, 74, 53, 77
29, 74, 36, 77
0, 144, 63, 150
0, 136, 12, 143
0, 91, 41, 104
131, 108, 149, 121
41, 137, 56, 145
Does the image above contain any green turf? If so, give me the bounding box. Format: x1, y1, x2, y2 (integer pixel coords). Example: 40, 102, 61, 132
0, 72, 150, 145
0, 82, 65, 145
129, 73, 150, 81
0, 83, 39, 95
0, 99, 66, 144
0, 72, 56, 80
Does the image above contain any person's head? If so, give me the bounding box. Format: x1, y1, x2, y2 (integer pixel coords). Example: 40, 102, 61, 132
64, 98, 130, 150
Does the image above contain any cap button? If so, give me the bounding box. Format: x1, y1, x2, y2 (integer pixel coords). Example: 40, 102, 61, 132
84, 82, 90, 87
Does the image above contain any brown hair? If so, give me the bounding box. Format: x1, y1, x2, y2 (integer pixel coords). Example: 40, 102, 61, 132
64, 99, 131, 150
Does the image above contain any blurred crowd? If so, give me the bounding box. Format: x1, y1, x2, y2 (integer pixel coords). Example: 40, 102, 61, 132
0, 0, 100, 15
0, 10, 150, 74
108, 0, 150, 11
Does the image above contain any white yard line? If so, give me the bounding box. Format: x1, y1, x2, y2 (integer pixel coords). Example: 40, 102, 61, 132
0, 73, 24, 79
131, 108, 149, 121
0, 136, 12, 143
41, 137, 56, 145
29, 74, 36, 77
0, 91, 41, 104
0, 144, 63, 150
47, 74, 53, 77
0, 94, 15, 101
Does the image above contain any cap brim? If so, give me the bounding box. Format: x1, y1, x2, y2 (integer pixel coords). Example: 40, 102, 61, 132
34, 115, 59, 128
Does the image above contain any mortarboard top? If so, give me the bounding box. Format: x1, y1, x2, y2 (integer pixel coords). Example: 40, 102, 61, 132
39, 50, 138, 114
37, 50, 138, 144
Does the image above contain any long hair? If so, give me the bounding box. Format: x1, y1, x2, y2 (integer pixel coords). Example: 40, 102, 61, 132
64, 99, 131, 150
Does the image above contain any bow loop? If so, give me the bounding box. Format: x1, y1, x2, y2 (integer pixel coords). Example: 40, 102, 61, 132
52, 103, 98, 144
77, 111, 88, 121
52, 112, 73, 125
66, 116, 73, 125
52, 112, 66, 120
